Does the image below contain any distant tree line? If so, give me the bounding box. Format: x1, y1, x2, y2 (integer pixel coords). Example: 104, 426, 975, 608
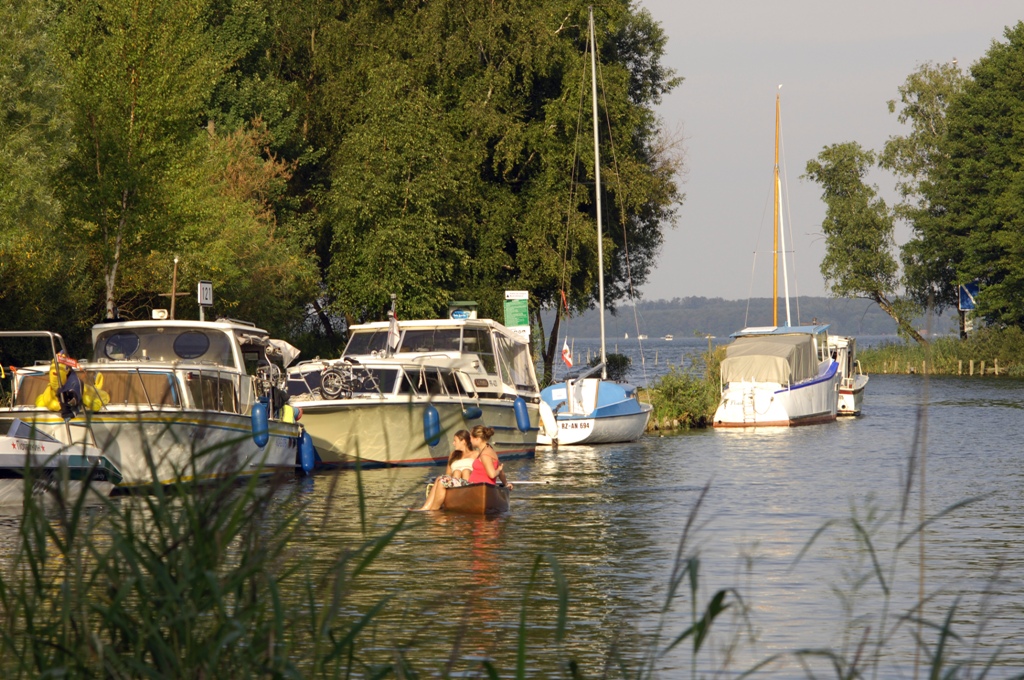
0, 0, 682, 380
805, 22, 1024, 343
544, 296, 954, 340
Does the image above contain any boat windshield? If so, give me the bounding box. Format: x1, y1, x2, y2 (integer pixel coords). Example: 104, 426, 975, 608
400, 328, 461, 354
344, 330, 389, 355
94, 327, 235, 367
460, 328, 496, 374
493, 334, 537, 392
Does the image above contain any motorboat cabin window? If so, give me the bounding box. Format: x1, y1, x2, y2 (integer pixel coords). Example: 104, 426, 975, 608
286, 367, 321, 398
344, 330, 389, 356
94, 327, 234, 366
186, 372, 238, 412
173, 331, 211, 359
460, 329, 496, 374
102, 332, 140, 360
411, 367, 450, 396
493, 335, 536, 392
400, 328, 461, 354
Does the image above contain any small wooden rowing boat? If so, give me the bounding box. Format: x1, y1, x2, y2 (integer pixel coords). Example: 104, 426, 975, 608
443, 482, 510, 515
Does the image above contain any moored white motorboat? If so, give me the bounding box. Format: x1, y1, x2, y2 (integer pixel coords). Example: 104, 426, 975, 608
827, 335, 868, 415
0, 419, 119, 505
286, 316, 540, 466
0, 321, 306, 489
538, 11, 652, 446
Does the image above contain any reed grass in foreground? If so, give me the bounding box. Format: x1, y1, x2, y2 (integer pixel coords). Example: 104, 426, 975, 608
0, 434, 1019, 678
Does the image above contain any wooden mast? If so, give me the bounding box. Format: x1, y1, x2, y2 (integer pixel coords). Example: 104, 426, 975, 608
773, 92, 780, 327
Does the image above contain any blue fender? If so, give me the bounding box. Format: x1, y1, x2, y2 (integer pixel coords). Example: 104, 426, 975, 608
462, 406, 483, 420
423, 404, 441, 446
299, 430, 316, 475
513, 397, 530, 433
251, 400, 269, 448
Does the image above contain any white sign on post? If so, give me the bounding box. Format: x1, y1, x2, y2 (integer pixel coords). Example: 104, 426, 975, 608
198, 281, 213, 322
198, 281, 213, 306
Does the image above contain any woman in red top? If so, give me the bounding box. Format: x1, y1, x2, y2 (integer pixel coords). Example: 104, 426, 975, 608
468, 426, 511, 488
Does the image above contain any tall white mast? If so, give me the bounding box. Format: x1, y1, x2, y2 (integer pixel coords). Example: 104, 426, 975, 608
590, 7, 607, 379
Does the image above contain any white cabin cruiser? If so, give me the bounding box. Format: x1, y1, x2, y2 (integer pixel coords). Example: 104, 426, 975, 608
286, 317, 540, 466
827, 335, 868, 416
0, 320, 305, 489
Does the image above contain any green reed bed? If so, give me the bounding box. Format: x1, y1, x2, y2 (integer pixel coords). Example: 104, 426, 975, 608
859, 326, 1024, 376
1, 430, 1020, 678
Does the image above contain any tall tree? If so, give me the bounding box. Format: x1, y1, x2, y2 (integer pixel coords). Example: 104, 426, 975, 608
0, 0, 93, 340
55, 0, 224, 319
913, 22, 1024, 328
879, 60, 967, 330
804, 143, 926, 344
309, 1, 682, 382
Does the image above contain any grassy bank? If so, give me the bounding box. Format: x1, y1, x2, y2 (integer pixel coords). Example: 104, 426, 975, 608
640, 348, 723, 431
859, 326, 1024, 377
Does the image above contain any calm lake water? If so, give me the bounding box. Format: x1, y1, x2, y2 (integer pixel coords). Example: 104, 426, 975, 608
3, 336, 1021, 677
278, 367, 1024, 677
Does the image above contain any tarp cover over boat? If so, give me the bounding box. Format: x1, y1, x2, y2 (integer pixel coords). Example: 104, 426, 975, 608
720, 334, 817, 385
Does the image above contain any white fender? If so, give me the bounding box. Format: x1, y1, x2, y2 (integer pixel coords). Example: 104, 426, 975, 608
539, 401, 558, 440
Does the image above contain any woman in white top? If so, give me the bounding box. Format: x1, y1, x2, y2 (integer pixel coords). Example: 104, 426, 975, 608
411, 430, 477, 511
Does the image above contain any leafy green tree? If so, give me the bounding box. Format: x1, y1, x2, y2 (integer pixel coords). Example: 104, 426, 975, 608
913, 22, 1024, 328
54, 0, 225, 319
879, 60, 967, 334
307, 1, 681, 384
0, 0, 93, 341
804, 143, 926, 344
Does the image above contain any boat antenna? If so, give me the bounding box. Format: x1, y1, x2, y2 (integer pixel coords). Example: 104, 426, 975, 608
589, 6, 607, 379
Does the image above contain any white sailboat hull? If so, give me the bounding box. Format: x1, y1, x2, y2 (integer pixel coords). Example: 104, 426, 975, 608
713, 363, 841, 428
537, 405, 652, 445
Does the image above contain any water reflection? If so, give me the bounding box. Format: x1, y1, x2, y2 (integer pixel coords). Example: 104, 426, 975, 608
0, 374, 1022, 675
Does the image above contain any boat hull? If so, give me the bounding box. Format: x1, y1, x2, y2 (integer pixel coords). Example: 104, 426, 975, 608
298, 397, 537, 466
838, 374, 869, 416
0, 438, 118, 504
538, 378, 652, 445
11, 410, 300, 488
442, 482, 510, 515
537, 406, 652, 445
713, 363, 841, 428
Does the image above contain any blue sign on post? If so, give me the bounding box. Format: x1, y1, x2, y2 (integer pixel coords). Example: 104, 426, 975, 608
959, 282, 979, 311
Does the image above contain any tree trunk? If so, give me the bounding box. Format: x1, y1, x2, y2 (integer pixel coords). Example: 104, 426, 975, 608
873, 293, 928, 345
313, 299, 335, 337
536, 307, 562, 387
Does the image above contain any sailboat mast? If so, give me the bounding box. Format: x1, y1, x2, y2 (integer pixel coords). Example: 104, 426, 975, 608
590, 7, 607, 378
773, 92, 780, 327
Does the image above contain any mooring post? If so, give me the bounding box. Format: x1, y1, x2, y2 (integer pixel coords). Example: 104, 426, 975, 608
981, 360, 986, 376
958, 360, 962, 375
970, 359, 974, 376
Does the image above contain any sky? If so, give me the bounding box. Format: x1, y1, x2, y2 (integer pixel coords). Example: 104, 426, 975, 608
635, 0, 1024, 302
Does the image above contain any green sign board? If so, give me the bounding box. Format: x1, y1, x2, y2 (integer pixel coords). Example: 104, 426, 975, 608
503, 291, 529, 330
